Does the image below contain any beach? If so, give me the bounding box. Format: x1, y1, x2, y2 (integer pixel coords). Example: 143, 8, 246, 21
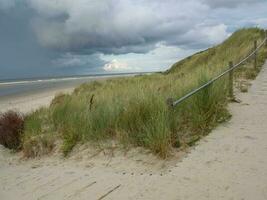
0, 76, 93, 113
0, 1, 266, 199
0, 73, 139, 113
0, 87, 74, 113
1, 62, 267, 200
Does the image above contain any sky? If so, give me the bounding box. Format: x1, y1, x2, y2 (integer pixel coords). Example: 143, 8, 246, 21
0, 0, 267, 80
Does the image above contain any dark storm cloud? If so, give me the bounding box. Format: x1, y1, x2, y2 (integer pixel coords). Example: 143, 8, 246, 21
28, 0, 266, 54
28, 0, 215, 54
0, 1, 106, 79
202, 0, 266, 8
0, 2, 57, 79
0, 0, 266, 79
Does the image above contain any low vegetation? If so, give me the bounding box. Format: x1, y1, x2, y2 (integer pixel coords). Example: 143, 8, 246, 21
0, 111, 24, 150
22, 108, 56, 157
1, 28, 266, 158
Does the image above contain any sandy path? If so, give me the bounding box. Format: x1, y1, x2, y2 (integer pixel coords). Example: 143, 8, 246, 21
1, 62, 267, 199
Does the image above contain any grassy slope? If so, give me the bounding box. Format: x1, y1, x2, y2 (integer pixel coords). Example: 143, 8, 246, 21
23, 28, 267, 158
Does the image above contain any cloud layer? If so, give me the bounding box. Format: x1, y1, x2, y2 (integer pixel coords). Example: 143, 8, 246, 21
0, 0, 267, 78
29, 0, 214, 54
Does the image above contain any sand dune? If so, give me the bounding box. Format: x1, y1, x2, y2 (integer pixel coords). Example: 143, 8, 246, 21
1, 63, 267, 199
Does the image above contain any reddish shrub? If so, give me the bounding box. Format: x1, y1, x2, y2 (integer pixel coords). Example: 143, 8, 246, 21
0, 111, 24, 150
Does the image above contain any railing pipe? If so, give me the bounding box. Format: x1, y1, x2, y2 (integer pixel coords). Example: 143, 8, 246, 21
169, 37, 267, 107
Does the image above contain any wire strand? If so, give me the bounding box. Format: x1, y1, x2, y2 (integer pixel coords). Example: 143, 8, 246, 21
172, 37, 267, 107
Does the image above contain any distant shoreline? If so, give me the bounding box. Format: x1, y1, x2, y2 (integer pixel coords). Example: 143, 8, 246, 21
0, 71, 156, 85
0, 73, 143, 114
0, 87, 74, 114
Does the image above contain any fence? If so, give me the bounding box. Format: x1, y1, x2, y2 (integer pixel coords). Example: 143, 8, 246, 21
168, 30, 267, 108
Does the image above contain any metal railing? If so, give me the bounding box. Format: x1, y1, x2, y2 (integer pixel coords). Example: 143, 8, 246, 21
168, 30, 267, 107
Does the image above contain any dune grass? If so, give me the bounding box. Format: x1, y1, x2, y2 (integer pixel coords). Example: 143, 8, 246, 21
22, 28, 267, 158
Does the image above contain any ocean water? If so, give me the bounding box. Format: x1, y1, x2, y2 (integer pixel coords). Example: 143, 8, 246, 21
0, 72, 145, 99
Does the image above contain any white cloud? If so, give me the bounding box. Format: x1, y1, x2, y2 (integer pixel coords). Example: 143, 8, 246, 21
182, 24, 230, 47
249, 18, 267, 28
101, 44, 197, 72
199, 24, 230, 44
103, 59, 131, 71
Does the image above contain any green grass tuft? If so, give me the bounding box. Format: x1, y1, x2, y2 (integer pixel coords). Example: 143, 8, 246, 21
22, 28, 267, 158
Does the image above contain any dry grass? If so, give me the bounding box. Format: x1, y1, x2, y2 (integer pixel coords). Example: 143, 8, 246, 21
0, 111, 24, 150
21, 28, 267, 158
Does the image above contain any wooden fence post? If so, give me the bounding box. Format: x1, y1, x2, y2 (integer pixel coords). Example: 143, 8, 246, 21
254, 40, 257, 69
229, 61, 234, 99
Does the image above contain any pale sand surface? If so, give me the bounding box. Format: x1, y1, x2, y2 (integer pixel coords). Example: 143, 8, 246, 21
1, 62, 267, 199
0, 75, 110, 113
0, 87, 74, 113
0, 74, 140, 114
0, 74, 137, 114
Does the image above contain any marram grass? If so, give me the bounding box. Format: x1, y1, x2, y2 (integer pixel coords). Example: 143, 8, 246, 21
23, 28, 267, 158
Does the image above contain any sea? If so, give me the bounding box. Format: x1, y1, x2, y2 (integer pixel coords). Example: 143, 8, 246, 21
0, 72, 150, 100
